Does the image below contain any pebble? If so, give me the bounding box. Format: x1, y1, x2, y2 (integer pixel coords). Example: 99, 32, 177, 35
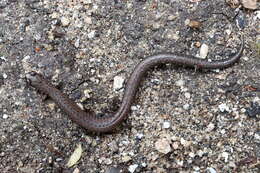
122, 155, 132, 162
197, 150, 204, 157
194, 166, 200, 171
100, 157, 112, 165
254, 133, 260, 140
184, 92, 191, 99
206, 123, 215, 132
180, 138, 191, 147
87, 30, 96, 39
222, 152, 229, 162
172, 141, 179, 150
3, 73, 7, 79
85, 17, 92, 24
162, 121, 171, 129
168, 15, 177, 21
183, 103, 190, 110
184, 19, 190, 26
3, 114, 8, 119
131, 105, 139, 111
136, 133, 144, 139
113, 76, 125, 91
225, 29, 232, 36
83, 89, 92, 99
218, 103, 230, 112
128, 164, 138, 173
155, 138, 172, 154
199, 43, 209, 59
0, 56, 6, 61
61, 16, 70, 26
207, 167, 217, 173
220, 129, 226, 135
189, 152, 195, 158
176, 160, 183, 166
74, 39, 80, 48
175, 79, 185, 87
141, 162, 147, 167
84, 0, 92, 4
23, 55, 30, 62
72, 168, 80, 173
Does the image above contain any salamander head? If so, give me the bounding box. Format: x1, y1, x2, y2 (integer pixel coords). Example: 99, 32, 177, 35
26, 71, 45, 87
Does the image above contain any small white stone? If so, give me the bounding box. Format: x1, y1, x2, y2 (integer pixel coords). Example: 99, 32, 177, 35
136, 133, 144, 139
74, 39, 80, 48
184, 19, 190, 25
61, 16, 70, 26
207, 167, 217, 173
104, 158, 112, 165
121, 139, 129, 145
225, 29, 232, 36
162, 121, 171, 129
183, 103, 190, 110
218, 103, 230, 112
87, 30, 95, 39
180, 138, 191, 147
141, 162, 147, 167
172, 142, 179, 150
85, 17, 92, 24
3, 114, 8, 119
131, 105, 139, 111
206, 123, 215, 132
184, 92, 191, 99
122, 155, 132, 162
84, 0, 92, 4
197, 150, 204, 157
254, 133, 260, 140
155, 138, 172, 154
241, 108, 246, 113
23, 55, 30, 61
194, 166, 200, 171
50, 12, 59, 19
128, 164, 138, 173
176, 79, 185, 87
72, 168, 80, 173
0, 56, 6, 61
253, 97, 260, 102
189, 152, 195, 158
222, 152, 229, 162
243, 56, 249, 61
199, 43, 209, 59
113, 76, 125, 91
56, 158, 63, 162
176, 160, 183, 166
3, 73, 7, 79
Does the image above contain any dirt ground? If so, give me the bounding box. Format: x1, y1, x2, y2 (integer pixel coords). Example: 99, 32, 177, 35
0, 0, 259, 173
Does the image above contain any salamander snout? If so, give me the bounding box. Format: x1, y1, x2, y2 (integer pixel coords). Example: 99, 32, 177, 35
26, 71, 45, 87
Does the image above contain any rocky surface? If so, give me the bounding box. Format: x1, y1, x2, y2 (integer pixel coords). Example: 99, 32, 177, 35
0, 0, 259, 172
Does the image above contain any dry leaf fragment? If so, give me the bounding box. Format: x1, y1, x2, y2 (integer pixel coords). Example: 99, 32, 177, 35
67, 144, 83, 168
242, 0, 257, 9
226, 0, 240, 8
188, 20, 202, 29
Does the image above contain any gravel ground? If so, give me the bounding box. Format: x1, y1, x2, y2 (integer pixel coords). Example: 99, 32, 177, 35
0, 0, 259, 173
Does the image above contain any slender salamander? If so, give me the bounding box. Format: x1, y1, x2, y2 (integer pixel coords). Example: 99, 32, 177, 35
26, 37, 244, 133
